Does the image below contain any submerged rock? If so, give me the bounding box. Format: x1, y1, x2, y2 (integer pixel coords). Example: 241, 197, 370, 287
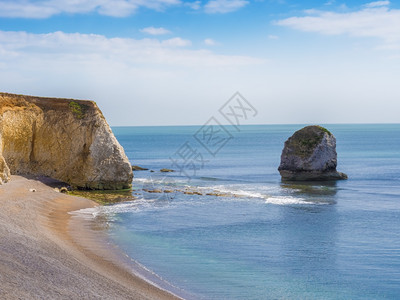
160, 168, 174, 173
143, 189, 163, 193
183, 190, 203, 195
132, 165, 149, 171
278, 125, 347, 181
59, 187, 69, 193
0, 92, 133, 189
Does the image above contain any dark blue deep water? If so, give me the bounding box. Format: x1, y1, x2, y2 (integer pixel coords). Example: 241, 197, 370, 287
100, 124, 400, 299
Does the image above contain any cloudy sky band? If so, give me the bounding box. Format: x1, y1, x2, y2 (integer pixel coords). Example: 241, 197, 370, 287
0, 0, 399, 125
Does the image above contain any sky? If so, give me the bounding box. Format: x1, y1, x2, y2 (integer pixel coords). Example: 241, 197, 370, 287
0, 0, 399, 126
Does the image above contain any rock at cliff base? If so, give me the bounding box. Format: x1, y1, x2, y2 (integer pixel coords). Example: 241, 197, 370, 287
132, 165, 149, 171
278, 125, 348, 181
0, 154, 10, 184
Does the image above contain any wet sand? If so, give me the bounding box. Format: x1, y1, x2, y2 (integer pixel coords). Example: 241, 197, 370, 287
0, 175, 181, 300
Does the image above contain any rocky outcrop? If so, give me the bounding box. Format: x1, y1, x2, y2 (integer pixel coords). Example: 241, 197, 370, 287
132, 165, 149, 171
0, 92, 133, 189
278, 125, 348, 181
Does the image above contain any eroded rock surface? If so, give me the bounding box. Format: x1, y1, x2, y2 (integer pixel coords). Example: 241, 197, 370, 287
278, 125, 347, 181
0, 92, 133, 189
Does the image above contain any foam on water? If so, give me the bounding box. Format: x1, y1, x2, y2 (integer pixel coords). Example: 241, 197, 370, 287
69, 207, 101, 219
202, 185, 268, 198
263, 196, 329, 205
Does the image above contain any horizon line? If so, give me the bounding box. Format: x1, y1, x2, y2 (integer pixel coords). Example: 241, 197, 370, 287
110, 122, 400, 128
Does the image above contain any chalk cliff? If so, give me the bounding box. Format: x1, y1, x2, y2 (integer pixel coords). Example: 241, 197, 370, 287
278, 125, 348, 181
0, 92, 133, 189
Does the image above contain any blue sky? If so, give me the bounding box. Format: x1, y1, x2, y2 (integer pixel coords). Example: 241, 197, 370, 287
0, 0, 399, 125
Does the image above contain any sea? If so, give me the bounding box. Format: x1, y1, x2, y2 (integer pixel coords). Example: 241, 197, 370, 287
84, 124, 400, 299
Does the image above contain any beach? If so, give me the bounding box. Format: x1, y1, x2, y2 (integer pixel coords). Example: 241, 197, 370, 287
0, 175, 180, 300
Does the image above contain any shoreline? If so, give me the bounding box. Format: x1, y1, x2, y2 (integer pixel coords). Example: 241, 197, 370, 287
0, 175, 181, 300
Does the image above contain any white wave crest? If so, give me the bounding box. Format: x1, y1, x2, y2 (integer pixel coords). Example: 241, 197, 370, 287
69, 207, 101, 219
265, 196, 330, 205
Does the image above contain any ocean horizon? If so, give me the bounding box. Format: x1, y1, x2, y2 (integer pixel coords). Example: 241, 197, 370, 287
83, 124, 400, 299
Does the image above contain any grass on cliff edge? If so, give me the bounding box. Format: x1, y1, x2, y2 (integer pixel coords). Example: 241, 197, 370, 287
316, 125, 332, 136
69, 101, 87, 119
288, 125, 332, 158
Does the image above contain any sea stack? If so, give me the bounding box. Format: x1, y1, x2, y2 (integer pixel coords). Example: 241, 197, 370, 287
0, 92, 133, 189
278, 125, 348, 181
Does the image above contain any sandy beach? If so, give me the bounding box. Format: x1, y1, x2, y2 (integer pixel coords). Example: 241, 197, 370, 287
0, 175, 180, 300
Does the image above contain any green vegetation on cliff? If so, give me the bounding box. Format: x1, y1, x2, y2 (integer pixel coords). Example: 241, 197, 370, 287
287, 125, 331, 158
69, 101, 86, 119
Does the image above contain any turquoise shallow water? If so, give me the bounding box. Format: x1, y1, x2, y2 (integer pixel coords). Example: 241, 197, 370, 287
99, 124, 400, 299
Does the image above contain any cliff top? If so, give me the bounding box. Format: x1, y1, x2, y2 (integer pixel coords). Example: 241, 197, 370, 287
0, 92, 99, 119
285, 125, 332, 158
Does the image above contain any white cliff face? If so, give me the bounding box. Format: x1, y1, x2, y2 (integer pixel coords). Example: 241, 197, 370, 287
85, 113, 133, 189
0, 93, 133, 189
299, 134, 337, 172
278, 125, 347, 181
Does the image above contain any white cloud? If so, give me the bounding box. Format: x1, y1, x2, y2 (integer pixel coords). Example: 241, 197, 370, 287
96, 1, 138, 17
141, 27, 171, 35
324, 0, 336, 5
275, 2, 400, 48
0, 29, 266, 126
161, 37, 192, 47
0, 30, 263, 67
364, 1, 390, 8
204, 38, 218, 46
0, 1, 58, 18
0, 0, 181, 18
185, 1, 201, 10
204, 0, 249, 14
